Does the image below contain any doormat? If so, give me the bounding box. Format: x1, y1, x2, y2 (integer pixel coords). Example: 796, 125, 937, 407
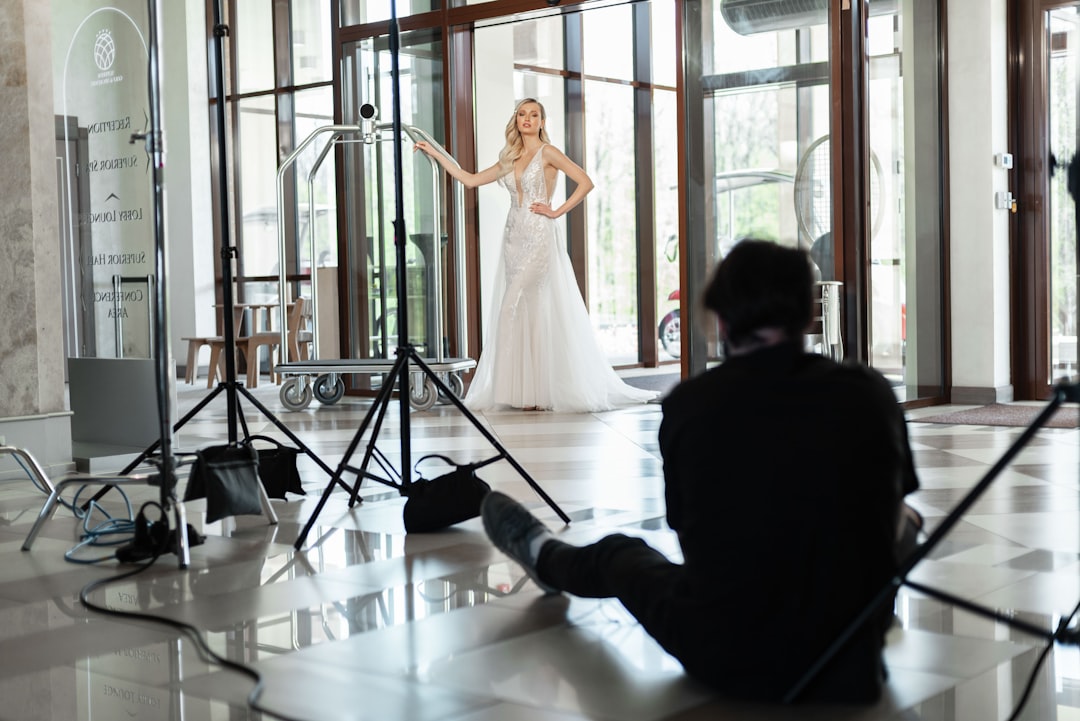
622, 373, 682, 395
912, 403, 1080, 429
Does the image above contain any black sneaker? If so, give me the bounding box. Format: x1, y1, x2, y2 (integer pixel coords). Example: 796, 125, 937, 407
481, 491, 559, 594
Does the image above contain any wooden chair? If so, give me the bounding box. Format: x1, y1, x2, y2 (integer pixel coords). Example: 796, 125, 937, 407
238, 299, 307, 388
287, 297, 313, 362
181, 335, 221, 384
204, 305, 247, 388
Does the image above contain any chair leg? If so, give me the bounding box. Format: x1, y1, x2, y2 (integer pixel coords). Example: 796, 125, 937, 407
207, 343, 222, 388
184, 340, 199, 384
246, 343, 259, 388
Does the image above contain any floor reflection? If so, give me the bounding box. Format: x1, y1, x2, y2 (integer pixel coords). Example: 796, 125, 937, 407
0, 384, 1079, 719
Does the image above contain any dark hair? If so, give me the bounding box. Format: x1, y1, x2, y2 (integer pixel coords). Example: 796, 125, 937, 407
703, 238, 814, 347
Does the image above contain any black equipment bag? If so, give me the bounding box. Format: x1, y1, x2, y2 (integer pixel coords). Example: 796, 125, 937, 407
241, 435, 306, 499
402, 454, 491, 533
183, 444, 264, 523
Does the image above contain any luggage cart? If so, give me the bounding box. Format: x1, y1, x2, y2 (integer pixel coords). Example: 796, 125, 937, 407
275, 357, 475, 412
270, 122, 475, 412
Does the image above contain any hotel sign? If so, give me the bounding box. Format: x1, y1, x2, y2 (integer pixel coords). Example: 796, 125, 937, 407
56, 3, 153, 359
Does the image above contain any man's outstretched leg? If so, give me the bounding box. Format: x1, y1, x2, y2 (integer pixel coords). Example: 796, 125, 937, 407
481, 491, 694, 653
481, 491, 712, 676
480, 490, 560, 594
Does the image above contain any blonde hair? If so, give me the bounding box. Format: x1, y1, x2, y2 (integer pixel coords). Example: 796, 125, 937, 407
497, 98, 551, 175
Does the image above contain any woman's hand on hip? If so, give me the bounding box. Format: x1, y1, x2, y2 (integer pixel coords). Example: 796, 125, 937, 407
529, 202, 556, 218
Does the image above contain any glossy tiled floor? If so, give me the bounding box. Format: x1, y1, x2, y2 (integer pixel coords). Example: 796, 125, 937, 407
2, 376, 1080, 720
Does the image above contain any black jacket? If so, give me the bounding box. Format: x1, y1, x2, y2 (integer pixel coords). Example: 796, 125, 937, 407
658, 341, 918, 703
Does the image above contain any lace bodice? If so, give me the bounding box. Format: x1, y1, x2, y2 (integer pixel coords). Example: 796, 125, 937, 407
499, 145, 550, 207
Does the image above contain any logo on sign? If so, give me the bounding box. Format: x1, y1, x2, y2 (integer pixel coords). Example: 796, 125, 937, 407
94, 29, 116, 72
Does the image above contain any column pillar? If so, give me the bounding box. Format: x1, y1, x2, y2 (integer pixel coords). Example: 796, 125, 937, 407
0, 0, 73, 478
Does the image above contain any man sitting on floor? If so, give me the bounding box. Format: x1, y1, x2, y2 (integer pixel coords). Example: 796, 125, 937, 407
480, 238, 921, 704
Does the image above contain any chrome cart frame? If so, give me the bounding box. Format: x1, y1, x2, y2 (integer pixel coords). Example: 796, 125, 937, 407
271, 123, 474, 411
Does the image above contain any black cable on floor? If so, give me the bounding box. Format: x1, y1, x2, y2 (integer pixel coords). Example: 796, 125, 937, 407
1004, 597, 1080, 721
77, 501, 309, 721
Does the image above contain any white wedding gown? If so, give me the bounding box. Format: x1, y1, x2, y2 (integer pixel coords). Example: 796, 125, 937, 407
464, 145, 657, 413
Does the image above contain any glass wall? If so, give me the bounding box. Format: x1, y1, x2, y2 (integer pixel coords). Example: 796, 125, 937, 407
207, 0, 947, 398
340, 30, 446, 360
472, 2, 675, 367
473, 18, 568, 357
293, 85, 339, 274
652, 5, 680, 360
866, 0, 945, 401
702, 1, 831, 361
340, 0, 438, 26
235, 94, 279, 291
293, 2, 335, 84
234, 0, 275, 94
586, 93, 640, 360
687, 0, 944, 400
1048, 7, 1078, 381
205, 0, 338, 376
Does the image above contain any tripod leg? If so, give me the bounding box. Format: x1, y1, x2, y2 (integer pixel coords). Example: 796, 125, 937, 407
173, 500, 190, 569
294, 353, 410, 550
255, 475, 279, 525
347, 373, 401, 507
409, 352, 571, 524
293, 467, 353, 551
783, 386, 1068, 703
82, 384, 229, 510
236, 384, 337, 478
903, 579, 1056, 640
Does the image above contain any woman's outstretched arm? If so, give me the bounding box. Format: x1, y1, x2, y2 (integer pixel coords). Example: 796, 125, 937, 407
414, 141, 503, 189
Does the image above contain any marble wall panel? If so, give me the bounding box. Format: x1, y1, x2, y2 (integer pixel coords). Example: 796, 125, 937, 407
0, 0, 65, 424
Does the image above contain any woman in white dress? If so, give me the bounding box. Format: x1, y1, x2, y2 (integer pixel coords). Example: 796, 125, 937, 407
415, 98, 656, 412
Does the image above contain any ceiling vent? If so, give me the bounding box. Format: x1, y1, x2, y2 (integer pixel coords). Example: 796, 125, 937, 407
720, 0, 897, 36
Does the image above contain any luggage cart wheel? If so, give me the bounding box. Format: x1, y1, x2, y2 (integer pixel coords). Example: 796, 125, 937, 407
409, 375, 438, 411
280, 377, 314, 411
313, 374, 345, 405
438, 372, 466, 403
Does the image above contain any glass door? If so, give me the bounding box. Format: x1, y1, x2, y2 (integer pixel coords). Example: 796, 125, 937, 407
1048, 5, 1079, 382
865, 0, 945, 402
341, 30, 446, 362
1016, 0, 1080, 397
694, 0, 945, 398
705, 0, 832, 362
470, 2, 674, 368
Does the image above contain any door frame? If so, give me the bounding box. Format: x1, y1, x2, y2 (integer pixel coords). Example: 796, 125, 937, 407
1012, 0, 1079, 398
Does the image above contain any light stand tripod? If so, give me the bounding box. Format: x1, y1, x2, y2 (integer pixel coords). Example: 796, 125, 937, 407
85, 0, 335, 514
157, 0, 335, 476
21, 0, 190, 559
293, 1, 569, 551
142, 0, 189, 567
785, 153, 1080, 703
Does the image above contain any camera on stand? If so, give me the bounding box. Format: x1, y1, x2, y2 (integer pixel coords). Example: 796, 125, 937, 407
360, 103, 380, 144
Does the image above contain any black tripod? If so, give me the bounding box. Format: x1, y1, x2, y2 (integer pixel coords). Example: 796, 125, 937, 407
140, 0, 188, 567
785, 381, 1080, 702
786, 153, 1080, 702
293, 2, 569, 551
87, 0, 334, 514
294, 346, 571, 550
